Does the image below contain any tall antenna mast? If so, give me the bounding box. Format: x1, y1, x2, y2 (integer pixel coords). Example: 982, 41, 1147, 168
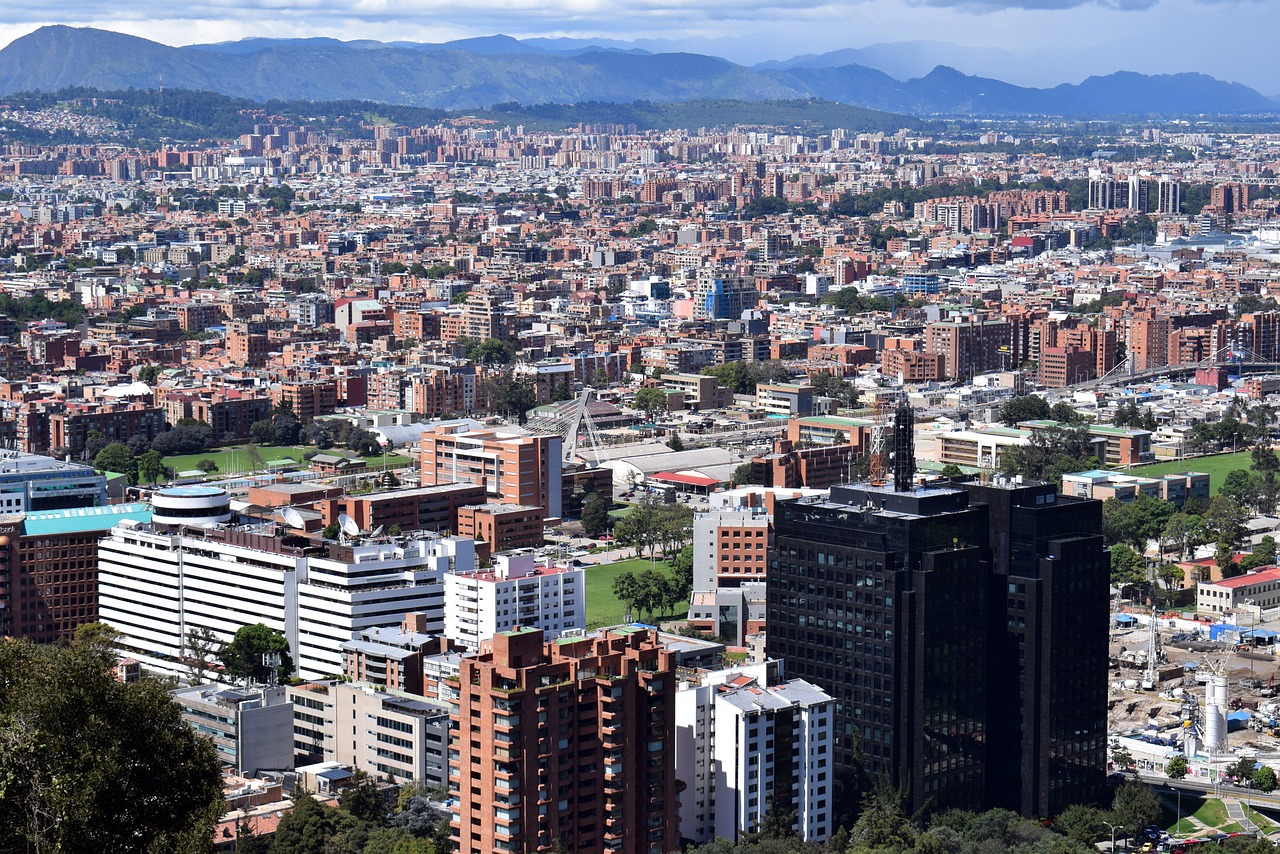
868, 396, 890, 487
262, 651, 281, 688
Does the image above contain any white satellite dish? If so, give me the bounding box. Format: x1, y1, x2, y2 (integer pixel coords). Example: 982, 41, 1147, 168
338, 514, 360, 538
281, 507, 305, 530
368, 525, 385, 538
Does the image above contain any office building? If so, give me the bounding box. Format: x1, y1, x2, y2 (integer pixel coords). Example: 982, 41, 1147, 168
288, 680, 452, 787
447, 627, 679, 854
687, 508, 771, 643
767, 458, 1108, 817
965, 477, 1109, 817
767, 482, 991, 815
0, 502, 150, 642
419, 422, 563, 519
171, 684, 295, 776
443, 552, 585, 650
98, 491, 473, 679
0, 450, 109, 513
674, 663, 833, 844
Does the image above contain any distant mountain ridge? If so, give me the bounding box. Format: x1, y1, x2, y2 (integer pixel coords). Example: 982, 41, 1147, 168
0, 25, 1273, 116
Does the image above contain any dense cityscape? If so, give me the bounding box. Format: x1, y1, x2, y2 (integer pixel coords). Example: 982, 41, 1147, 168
11, 46, 1280, 854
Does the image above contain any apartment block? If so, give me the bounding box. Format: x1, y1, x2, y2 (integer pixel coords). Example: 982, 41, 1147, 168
674, 663, 833, 844
419, 423, 563, 519
443, 552, 585, 650
447, 627, 679, 854
319, 482, 488, 535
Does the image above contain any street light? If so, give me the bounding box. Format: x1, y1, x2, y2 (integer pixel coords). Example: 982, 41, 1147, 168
1103, 820, 1124, 852
1244, 599, 1256, 674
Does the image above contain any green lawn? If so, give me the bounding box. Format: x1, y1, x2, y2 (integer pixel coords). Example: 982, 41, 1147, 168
1131, 450, 1254, 495
162, 444, 412, 477
583, 557, 687, 629
1244, 803, 1275, 831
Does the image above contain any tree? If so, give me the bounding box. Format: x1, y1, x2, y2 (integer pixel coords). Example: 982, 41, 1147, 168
940, 463, 965, 479
1163, 512, 1204, 561
94, 441, 137, 484
244, 443, 266, 473
465, 337, 515, 367
633, 387, 668, 421
322, 522, 341, 540
810, 372, 858, 407
1050, 401, 1086, 425
1000, 394, 1052, 426
1231, 755, 1259, 782
137, 363, 162, 384
731, 462, 759, 487
612, 571, 642, 621
138, 449, 167, 485
670, 544, 694, 602
84, 428, 108, 460
581, 492, 611, 539
1055, 803, 1107, 846
667, 431, 685, 451
1102, 494, 1175, 551
185, 625, 223, 683
196, 458, 219, 473
1110, 779, 1161, 839
340, 771, 386, 823
250, 418, 276, 445
1255, 764, 1278, 793
485, 372, 537, 424
847, 783, 915, 853
0, 635, 224, 853
221, 622, 294, 685
1166, 753, 1189, 779
1110, 543, 1147, 587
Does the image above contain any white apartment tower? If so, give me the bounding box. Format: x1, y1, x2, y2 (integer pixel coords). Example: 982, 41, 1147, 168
442, 551, 584, 649
674, 663, 834, 845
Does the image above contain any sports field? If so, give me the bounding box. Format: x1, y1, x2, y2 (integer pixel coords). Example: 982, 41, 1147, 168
1130, 450, 1252, 495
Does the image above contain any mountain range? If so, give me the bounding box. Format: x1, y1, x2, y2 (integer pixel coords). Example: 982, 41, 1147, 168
0, 25, 1274, 117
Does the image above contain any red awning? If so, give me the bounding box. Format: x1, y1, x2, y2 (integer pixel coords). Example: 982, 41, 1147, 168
651, 471, 721, 488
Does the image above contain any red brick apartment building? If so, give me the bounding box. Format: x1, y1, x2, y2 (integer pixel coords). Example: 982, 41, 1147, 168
448, 627, 679, 854
420, 424, 562, 519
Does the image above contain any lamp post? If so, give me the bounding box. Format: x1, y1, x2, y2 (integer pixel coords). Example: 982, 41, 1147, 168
1103, 820, 1124, 852
1244, 599, 1256, 674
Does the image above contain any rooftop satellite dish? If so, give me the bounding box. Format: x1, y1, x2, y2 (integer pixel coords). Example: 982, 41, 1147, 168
368, 525, 385, 538
281, 507, 305, 530
338, 514, 360, 538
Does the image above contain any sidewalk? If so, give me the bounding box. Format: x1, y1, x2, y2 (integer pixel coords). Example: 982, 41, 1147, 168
1222, 798, 1262, 836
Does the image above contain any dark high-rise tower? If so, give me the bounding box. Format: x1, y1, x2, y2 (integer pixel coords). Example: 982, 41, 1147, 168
965, 478, 1109, 818
767, 483, 991, 815
766, 476, 1108, 819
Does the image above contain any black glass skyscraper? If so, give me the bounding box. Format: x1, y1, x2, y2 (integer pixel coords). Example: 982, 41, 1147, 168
766, 475, 1107, 818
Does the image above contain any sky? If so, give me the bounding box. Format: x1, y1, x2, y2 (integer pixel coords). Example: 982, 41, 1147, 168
0, 0, 1274, 92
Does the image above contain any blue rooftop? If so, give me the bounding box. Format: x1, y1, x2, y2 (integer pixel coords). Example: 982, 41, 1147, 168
23, 502, 151, 536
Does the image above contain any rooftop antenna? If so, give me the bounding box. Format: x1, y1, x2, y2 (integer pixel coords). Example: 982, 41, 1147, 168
262, 651, 280, 688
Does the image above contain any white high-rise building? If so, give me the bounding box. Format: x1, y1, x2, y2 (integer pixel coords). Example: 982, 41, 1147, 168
674, 662, 833, 845
99, 501, 474, 679
443, 551, 584, 650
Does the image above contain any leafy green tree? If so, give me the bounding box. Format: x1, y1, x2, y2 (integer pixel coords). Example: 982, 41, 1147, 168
1050, 401, 1086, 425
1231, 755, 1259, 781
485, 372, 537, 424
466, 337, 515, 367
732, 462, 759, 487
1255, 764, 1278, 793
339, 771, 386, 823
244, 443, 266, 472
810, 371, 858, 406
94, 441, 137, 484
670, 544, 694, 602
196, 458, 219, 473
581, 492, 611, 538
1163, 512, 1204, 560
250, 418, 276, 445
185, 625, 223, 684
667, 431, 685, 451
0, 634, 224, 853
940, 463, 965, 479
633, 387, 669, 421
221, 622, 294, 685
137, 363, 162, 384
1110, 543, 1147, 587
1000, 394, 1052, 426
85, 427, 109, 459
611, 571, 642, 620
138, 449, 167, 485
1110, 779, 1161, 839
1055, 803, 1107, 845
1166, 753, 1189, 779
322, 521, 341, 540
1102, 494, 1175, 550
847, 783, 915, 853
